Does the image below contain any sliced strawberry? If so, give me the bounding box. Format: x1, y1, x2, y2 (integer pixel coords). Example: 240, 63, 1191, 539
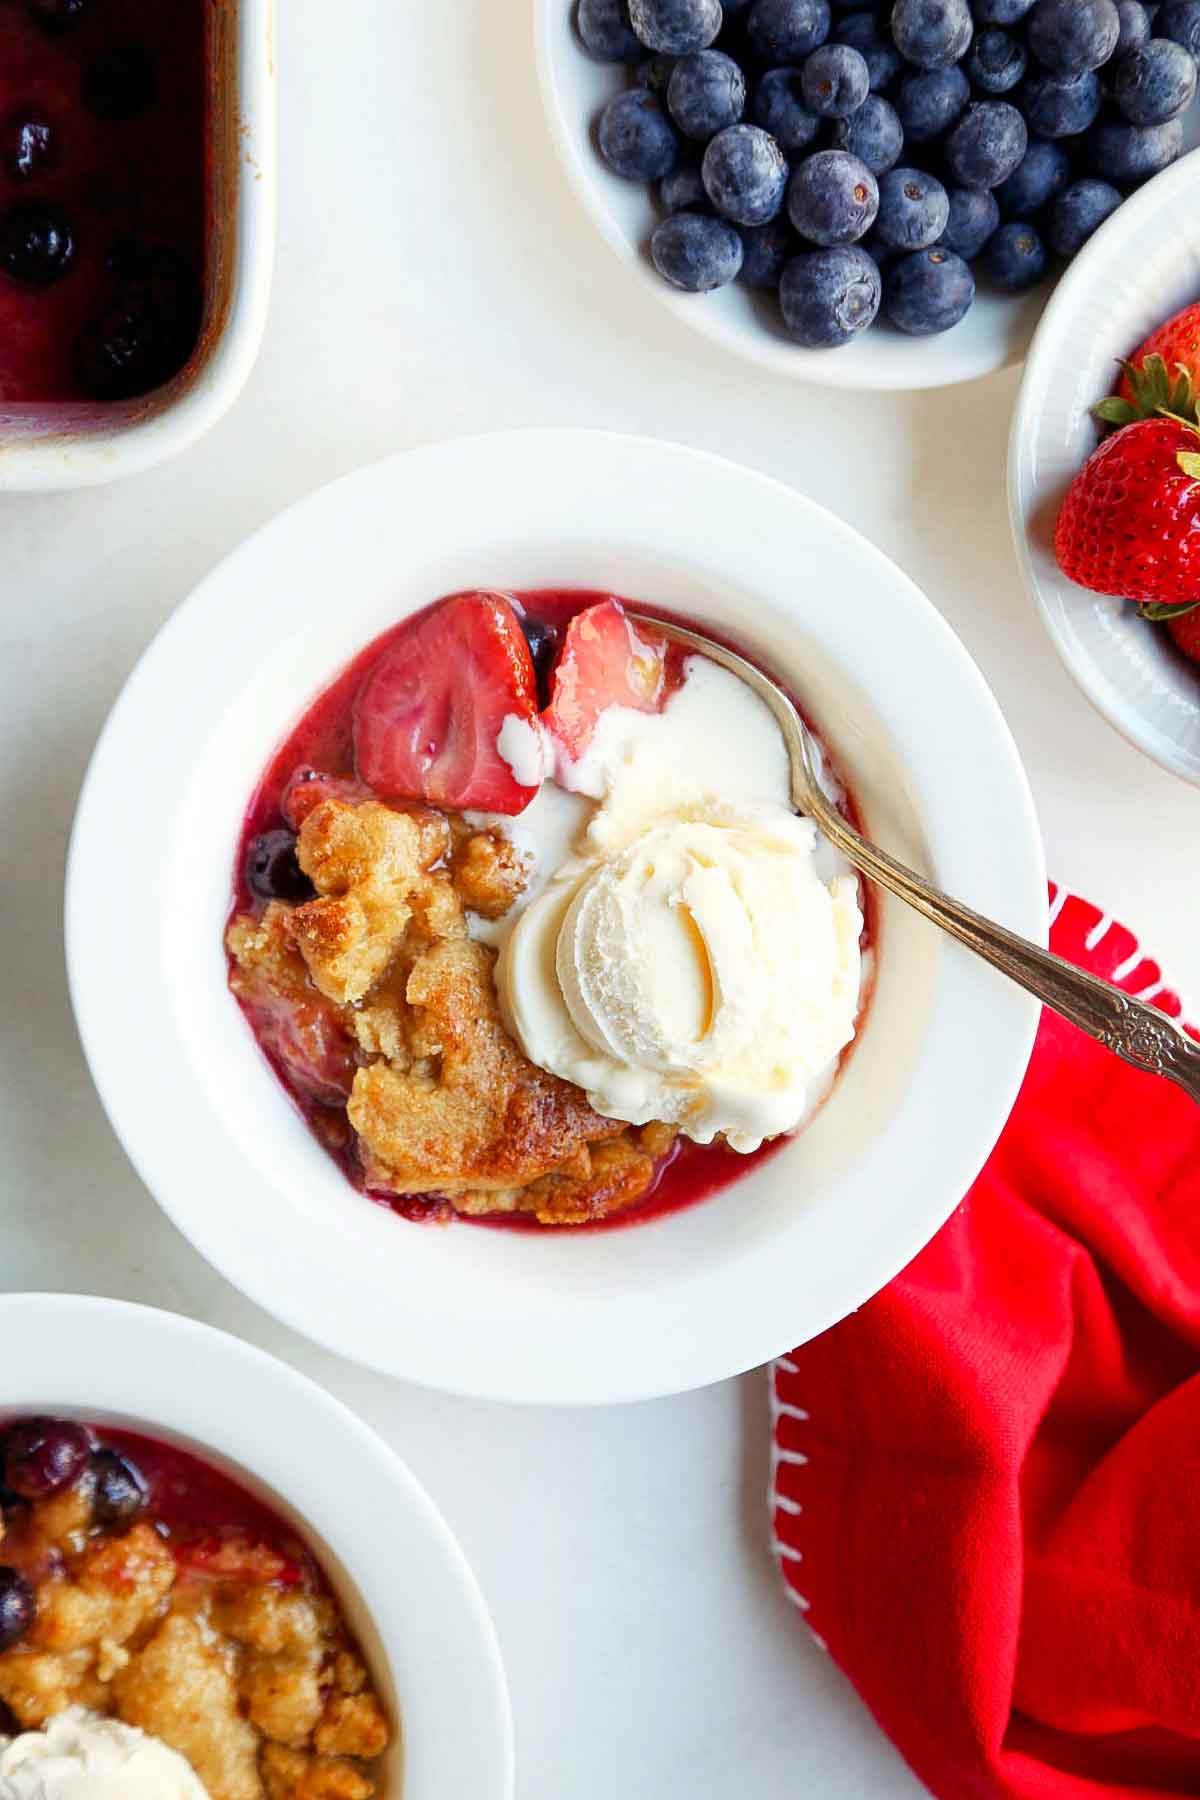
239, 987, 357, 1106
541, 598, 672, 763
281, 767, 371, 830
353, 592, 541, 815
174, 1534, 302, 1586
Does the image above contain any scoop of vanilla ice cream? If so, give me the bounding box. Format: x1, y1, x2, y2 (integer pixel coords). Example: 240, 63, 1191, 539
0, 1708, 210, 1800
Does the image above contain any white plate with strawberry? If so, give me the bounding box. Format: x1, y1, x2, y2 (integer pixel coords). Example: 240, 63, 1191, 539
1010, 146, 1200, 787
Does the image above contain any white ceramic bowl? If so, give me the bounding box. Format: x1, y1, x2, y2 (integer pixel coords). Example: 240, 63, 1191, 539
1009, 147, 1200, 788
67, 430, 1046, 1404
0, 0, 276, 491
534, 2, 1049, 390
0, 1293, 513, 1799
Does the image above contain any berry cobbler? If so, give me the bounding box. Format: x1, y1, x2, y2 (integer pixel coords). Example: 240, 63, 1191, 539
227, 591, 870, 1228
0, 1417, 391, 1800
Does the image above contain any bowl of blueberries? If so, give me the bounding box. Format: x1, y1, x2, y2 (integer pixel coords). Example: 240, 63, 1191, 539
535, 0, 1200, 387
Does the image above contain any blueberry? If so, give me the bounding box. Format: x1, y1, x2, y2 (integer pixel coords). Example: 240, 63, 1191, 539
875, 167, 950, 249
0, 1571, 34, 1652
884, 247, 975, 333
4, 1419, 91, 1500
938, 186, 1000, 258
2, 115, 58, 182
1114, 40, 1197, 125
1018, 69, 1102, 137
651, 209, 745, 285
751, 68, 820, 149
598, 88, 681, 179
75, 240, 202, 401
1115, 1, 1151, 55
629, 0, 723, 51
660, 162, 708, 207
966, 29, 1027, 95
800, 43, 869, 116
83, 44, 157, 121
944, 101, 1027, 189
245, 830, 313, 904
779, 244, 881, 344
894, 67, 970, 142
1155, 0, 1200, 59
788, 147, 878, 243
984, 219, 1047, 289
702, 122, 788, 222
1045, 177, 1121, 256
28, 0, 86, 29
577, 0, 643, 59
1086, 115, 1184, 183
91, 1450, 148, 1527
973, 0, 1034, 18
745, 0, 831, 64
1026, 0, 1120, 76
890, 0, 973, 70
635, 52, 677, 92
668, 49, 747, 136
833, 12, 902, 90
737, 216, 796, 285
995, 138, 1070, 218
829, 94, 904, 174
520, 618, 562, 706
0, 202, 75, 286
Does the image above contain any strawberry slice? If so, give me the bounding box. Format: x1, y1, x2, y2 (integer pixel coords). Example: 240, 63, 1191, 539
542, 599, 672, 763
353, 592, 542, 815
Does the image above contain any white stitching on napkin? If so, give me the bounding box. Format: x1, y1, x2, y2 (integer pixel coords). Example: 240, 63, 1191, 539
770, 1358, 825, 1650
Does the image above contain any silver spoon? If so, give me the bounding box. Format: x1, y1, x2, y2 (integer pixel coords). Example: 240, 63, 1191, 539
636, 615, 1200, 1105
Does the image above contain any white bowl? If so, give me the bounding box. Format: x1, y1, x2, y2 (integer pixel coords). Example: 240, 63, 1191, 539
0, 0, 276, 491
0, 1293, 513, 1800
1009, 147, 1200, 788
534, 2, 1049, 391
66, 430, 1045, 1404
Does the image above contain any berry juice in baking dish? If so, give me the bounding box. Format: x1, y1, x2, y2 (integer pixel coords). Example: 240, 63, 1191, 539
226, 590, 875, 1232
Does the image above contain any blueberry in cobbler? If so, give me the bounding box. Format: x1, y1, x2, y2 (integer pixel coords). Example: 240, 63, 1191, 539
3, 115, 58, 182
83, 43, 156, 121
75, 240, 202, 400
0, 202, 74, 285
27, 0, 87, 34
246, 831, 316, 907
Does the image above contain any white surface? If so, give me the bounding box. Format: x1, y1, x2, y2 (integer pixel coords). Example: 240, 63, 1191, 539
1, 0, 1198, 1792
1010, 147, 1200, 787
0, 1296, 513, 1800
66, 432, 1042, 1404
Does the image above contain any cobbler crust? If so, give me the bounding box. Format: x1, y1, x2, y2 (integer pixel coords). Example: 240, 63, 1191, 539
228, 798, 676, 1224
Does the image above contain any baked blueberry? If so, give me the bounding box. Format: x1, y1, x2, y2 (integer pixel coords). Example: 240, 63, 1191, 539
75, 240, 202, 401
938, 186, 1000, 259
1045, 178, 1121, 257
28, 0, 86, 30
0, 1571, 34, 1652
745, 0, 831, 64
995, 138, 1070, 219
779, 243, 880, 345
4, 1418, 91, 1499
884, 247, 975, 333
875, 167, 950, 251
702, 123, 788, 223
944, 101, 1027, 189
890, 0, 973, 70
1113, 41, 1197, 127
577, 0, 644, 60
1018, 69, 1102, 138
894, 66, 970, 143
751, 68, 820, 151
2, 115, 58, 183
598, 89, 681, 180
1026, 0, 1120, 76
245, 830, 314, 905
0, 202, 75, 286
667, 49, 747, 137
787, 148, 878, 244
829, 95, 904, 175
800, 43, 870, 117
628, 0, 723, 52
83, 44, 157, 121
520, 617, 562, 706
91, 1450, 148, 1526
984, 219, 1047, 290
651, 209, 744, 285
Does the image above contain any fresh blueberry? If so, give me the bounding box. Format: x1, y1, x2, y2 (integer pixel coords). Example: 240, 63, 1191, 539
1086, 115, 1184, 184
629, 0, 723, 51
635, 51, 677, 92
91, 1450, 148, 1527
702, 122, 788, 222
577, 0, 643, 59
875, 166, 950, 249
2, 115, 58, 182
890, 0, 973, 70
884, 247, 975, 333
938, 186, 1000, 258
737, 216, 796, 285
1115, 1, 1151, 55
4, 1419, 91, 1500
894, 66, 970, 142
245, 830, 313, 904
598, 88, 681, 179
972, 0, 1035, 18
0, 1571, 34, 1652
1113, 40, 1198, 125
800, 43, 869, 116
1046, 178, 1122, 256
833, 12, 902, 90
995, 138, 1070, 218
0, 202, 75, 286
520, 618, 563, 706
75, 240, 202, 401
944, 100, 1027, 189
965, 29, 1027, 94
668, 49, 747, 136
1018, 69, 1101, 137
984, 219, 1047, 289
1026, 0, 1120, 76
751, 68, 820, 149
787, 148, 878, 243
83, 44, 157, 121
829, 94, 904, 174
779, 244, 881, 344
28, 0, 86, 29
745, 0, 832, 64
660, 162, 708, 207
651, 209, 744, 285
1155, 0, 1200, 59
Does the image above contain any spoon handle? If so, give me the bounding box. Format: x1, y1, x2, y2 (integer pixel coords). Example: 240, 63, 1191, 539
813, 804, 1200, 1105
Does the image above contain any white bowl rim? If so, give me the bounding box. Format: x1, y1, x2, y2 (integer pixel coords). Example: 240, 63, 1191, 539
0, 1292, 514, 1799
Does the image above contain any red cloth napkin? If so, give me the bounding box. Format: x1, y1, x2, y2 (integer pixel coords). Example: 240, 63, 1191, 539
772, 884, 1200, 1800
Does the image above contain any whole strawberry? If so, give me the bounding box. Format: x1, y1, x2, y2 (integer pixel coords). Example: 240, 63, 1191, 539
1097, 302, 1200, 429
1163, 602, 1200, 666
1055, 417, 1200, 606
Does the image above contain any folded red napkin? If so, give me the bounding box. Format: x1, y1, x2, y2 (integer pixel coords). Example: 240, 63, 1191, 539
772, 885, 1200, 1800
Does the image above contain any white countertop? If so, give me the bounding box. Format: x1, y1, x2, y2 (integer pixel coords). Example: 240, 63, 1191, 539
2, 4, 1197, 1796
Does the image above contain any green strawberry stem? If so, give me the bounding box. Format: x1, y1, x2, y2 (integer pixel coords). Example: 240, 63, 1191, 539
1138, 601, 1199, 621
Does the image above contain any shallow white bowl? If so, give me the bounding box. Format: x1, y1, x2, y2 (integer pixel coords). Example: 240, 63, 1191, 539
534, 2, 1050, 390
67, 430, 1045, 1404
1009, 147, 1200, 788
0, 1293, 513, 1799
